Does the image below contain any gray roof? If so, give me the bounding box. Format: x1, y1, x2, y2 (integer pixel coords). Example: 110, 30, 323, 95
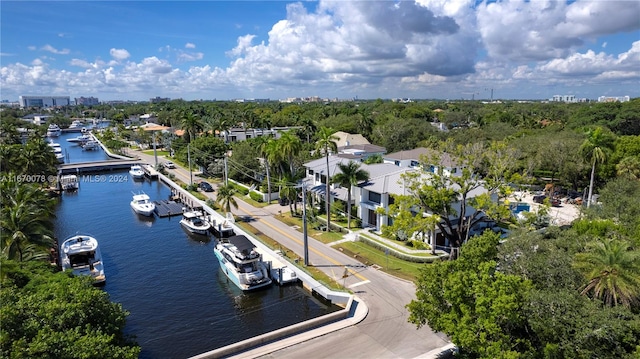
384, 147, 458, 168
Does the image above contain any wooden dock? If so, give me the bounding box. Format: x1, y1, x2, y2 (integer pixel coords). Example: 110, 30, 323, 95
58, 159, 141, 174
153, 200, 186, 217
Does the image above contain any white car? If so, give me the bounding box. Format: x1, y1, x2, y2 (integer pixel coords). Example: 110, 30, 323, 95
163, 161, 176, 169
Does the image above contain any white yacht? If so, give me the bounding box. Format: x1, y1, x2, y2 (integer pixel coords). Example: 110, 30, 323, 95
69, 120, 84, 130
129, 165, 145, 180
82, 140, 99, 151
214, 235, 272, 291
67, 134, 91, 144
180, 211, 211, 235
60, 175, 79, 191
48, 142, 65, 163
46, 124, 61, 137
130, 192, 155, 216
60, 235, 106, 285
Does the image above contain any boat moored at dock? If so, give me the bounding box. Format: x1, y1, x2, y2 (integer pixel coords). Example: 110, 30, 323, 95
46, 123, 61, 137
129, 164, 145, 179
60, 235, 106, 285
130, 192, 155, 216
82, 140, 100, 151
180, 211, 211, 235
60, 174, 79, 191
214, 235, 272, 291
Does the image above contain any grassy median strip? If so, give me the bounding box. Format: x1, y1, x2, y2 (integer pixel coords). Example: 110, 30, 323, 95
359, 233, 437, 258
334, 241, 426, 282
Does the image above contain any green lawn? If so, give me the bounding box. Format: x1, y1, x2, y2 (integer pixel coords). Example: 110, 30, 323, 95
142, 150, 169, 156
335, 241, 426, 282
275, 214, 345, 243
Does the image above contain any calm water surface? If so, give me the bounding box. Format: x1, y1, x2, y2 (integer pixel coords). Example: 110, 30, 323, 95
52, 132, 339, 359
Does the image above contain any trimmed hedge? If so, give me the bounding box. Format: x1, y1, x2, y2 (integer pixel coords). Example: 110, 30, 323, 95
358, 236, 445, 263
249, 191, 263, 202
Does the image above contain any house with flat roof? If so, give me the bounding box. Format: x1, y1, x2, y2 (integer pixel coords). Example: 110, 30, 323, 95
383, 147, 461, 176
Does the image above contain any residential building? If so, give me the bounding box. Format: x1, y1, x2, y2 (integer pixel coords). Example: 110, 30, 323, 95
337, 144, 386, 161
598, 95, 630, 103
19, 95, 70, 108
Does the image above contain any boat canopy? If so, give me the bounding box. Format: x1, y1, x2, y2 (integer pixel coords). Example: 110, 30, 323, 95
227, 235, 258, 257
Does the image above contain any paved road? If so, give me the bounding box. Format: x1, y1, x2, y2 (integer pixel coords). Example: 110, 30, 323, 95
135, 152, 451, 358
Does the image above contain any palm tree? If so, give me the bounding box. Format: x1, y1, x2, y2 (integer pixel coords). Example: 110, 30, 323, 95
215, 184, 238, 216
579, 127, 614, 207
315, 127, 339, 232
573, 239, 640, 308
277, 130, 302, 176
332, 161, 369, 229
180, 110, 204, 143
1, 180, 56, 261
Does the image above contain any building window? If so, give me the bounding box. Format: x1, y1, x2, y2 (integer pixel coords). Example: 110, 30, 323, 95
394, 160, 400, 166
368, 191, 381, 204
410, 160, 419, 167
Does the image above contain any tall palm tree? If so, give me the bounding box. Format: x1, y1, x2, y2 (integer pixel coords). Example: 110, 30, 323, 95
215, 184, 238, 216
579, 127, 614, 207
573, 239, 640, 308
277, 131, 302, 176
315, 127, 339, 232
332, 161, 369, 229
180, 110, 204, 143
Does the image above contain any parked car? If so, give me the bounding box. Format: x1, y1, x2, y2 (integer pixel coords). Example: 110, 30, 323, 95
163, 161, 176, 169
533, 194, 547, 204
199, 181, 214, 192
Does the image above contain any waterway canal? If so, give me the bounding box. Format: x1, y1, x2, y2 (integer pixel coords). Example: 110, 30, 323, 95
52, 131, 339, 358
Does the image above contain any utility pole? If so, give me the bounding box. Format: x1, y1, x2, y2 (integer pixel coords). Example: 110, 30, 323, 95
188, 143, 193, 186
302, 181, 309, 266
224, 153, 229, 186
153, 131, 158, 167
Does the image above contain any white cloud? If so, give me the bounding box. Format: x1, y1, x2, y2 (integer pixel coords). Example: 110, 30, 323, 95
185, 43, 196, 49
110, 48, 130, 61
41, 44, 70, 55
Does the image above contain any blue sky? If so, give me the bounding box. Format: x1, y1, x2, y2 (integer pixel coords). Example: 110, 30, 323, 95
2, 1, 639, 102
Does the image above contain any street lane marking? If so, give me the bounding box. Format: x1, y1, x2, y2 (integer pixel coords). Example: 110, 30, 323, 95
348, 280, 371, 289
237, 205, 369, 282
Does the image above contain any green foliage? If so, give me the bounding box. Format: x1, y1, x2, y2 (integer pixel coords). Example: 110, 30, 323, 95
408, 232, 534, 358
0, 260, 140, 358
249, 191, 263, 202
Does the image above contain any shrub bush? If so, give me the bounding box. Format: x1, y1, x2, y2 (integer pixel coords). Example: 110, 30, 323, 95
249, 191, 263, 202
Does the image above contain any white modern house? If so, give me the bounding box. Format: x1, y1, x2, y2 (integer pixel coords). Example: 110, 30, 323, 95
383, 147, 460, 176
303, 148, 493, 247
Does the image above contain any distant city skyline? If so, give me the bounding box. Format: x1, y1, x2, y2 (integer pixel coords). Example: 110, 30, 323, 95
1, 1, 639, 102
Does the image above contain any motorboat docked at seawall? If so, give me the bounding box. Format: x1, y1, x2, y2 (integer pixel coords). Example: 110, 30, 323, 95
48, 142, 65, 163
60, 235, 106, 285
60, 174, 79, 191
129, 164, 145, 179
180, 211, 211, 235
214, 235, 272, 291
46, 123, 61, 137
130, 192, 155, 216
82, 140, 99, 151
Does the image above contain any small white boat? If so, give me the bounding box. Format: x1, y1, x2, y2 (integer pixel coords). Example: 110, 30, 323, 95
130, 192, 155, 216
60, 175, 79, 191
82, 140, 99, 151
214, 235, 272, 291
129, 165, 145, 179
46, 124, 61, 137
180, 211, 211, 235
60, 235, 106, 285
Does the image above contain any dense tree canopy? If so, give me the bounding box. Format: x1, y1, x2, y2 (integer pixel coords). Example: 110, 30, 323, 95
1, 260, 140, 358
